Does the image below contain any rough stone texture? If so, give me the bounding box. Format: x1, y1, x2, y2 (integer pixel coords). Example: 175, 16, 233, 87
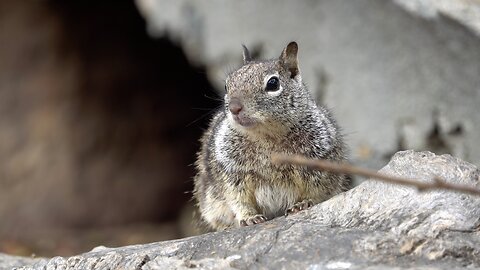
135, 0, 480, 169
5, 151, 480, 269
393, 0, 480, 35
0, 254, 39, 270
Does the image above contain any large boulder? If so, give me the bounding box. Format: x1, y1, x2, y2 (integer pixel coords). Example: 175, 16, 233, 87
6, 151, 480, 269
135, 0, 480, 169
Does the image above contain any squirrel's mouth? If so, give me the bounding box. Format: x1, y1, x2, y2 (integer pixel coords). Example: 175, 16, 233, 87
231, 114, 257, 128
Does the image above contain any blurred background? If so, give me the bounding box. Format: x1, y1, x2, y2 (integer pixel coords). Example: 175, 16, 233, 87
0, 0, 479, 257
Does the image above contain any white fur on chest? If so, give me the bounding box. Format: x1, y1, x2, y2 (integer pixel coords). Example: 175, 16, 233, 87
255, 185, 299, 219
214, 120, 233, 171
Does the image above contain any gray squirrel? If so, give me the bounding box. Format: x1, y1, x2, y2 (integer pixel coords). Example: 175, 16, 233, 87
194, 41, 349, 230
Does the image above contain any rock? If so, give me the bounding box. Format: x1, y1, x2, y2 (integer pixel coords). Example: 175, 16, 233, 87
0, 254, 42, 269
4, 151, 480, 269
135, 0, 480, 169
393, 0, 480, 35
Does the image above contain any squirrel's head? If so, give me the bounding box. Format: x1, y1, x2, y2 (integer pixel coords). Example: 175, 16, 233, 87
224, 41, 312, 137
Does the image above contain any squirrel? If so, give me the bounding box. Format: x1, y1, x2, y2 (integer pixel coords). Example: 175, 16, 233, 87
194, 41, 349, 231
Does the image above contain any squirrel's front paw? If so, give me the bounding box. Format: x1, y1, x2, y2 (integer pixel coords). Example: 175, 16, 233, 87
240, 214, 268, 227
285, 199, 314, 216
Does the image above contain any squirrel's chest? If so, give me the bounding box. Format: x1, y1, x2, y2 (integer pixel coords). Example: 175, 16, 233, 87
214, 121, 283, 172
254, 184, 300, 218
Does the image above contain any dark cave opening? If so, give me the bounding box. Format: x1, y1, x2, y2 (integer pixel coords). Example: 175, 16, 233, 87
48, 1, 220, 224
0, 0, 220, 256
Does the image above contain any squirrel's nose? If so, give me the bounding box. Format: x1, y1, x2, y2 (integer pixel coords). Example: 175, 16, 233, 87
229, 98, 243, 115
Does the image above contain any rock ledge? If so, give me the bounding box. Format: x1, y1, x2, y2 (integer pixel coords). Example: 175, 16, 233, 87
3, 150, 480, 269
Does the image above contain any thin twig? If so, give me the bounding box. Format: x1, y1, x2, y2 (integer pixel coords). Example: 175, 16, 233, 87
271, 153, 480, 197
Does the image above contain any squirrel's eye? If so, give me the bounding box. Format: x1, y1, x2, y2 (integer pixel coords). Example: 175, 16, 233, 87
265, 76, 280, 92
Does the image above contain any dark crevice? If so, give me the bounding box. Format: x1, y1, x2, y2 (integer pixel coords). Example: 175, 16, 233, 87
426, 121, 450, 153
136, 255, 151, 270
448, 124, 464, 136
42, 1, 219, 226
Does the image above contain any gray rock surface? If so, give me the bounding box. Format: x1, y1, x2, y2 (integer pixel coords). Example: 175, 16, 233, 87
4, 151, 480, 269
393, 0, 480, 35
135, 0, 480, 170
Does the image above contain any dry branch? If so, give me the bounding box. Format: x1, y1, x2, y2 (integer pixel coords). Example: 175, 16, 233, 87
271, 153, 480, 197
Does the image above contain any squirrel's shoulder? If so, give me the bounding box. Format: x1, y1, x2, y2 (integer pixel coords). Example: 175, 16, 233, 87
198, 109, 227, 156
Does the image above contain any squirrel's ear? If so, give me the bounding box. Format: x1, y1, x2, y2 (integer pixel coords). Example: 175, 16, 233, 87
280, 41, 299, 79
242, 44, 252, 64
